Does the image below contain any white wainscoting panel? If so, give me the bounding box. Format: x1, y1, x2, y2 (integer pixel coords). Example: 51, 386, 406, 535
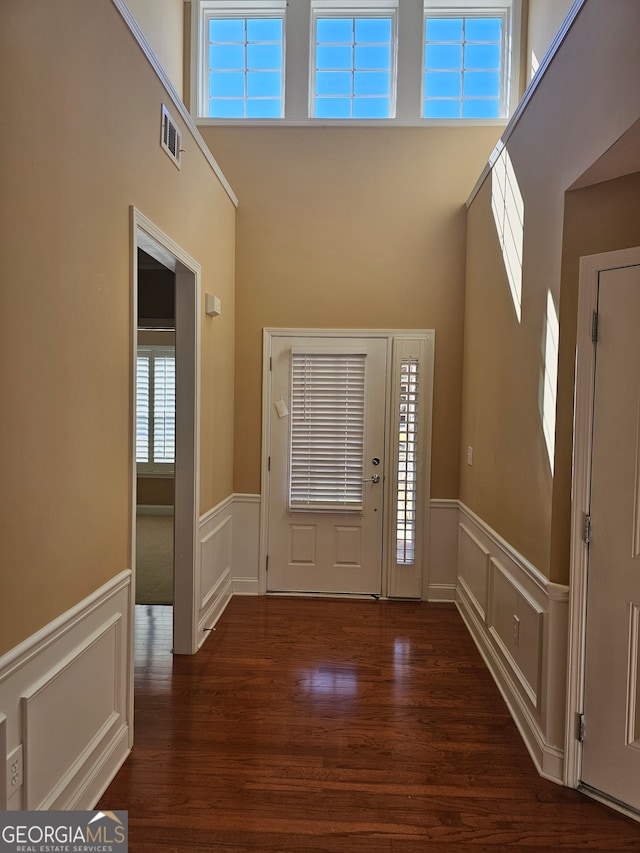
0, 571, 132, 810
456, 504, 569, 783
488, 558, 543, 708
457, 524, 489, 620
197, 497, 234, 648
231, 494, 261, 595
427, 500, 458, 601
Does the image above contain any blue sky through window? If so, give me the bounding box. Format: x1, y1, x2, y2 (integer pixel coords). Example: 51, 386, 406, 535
314, 16, 394, 119
207, 16, 283, 118
424, 16, 503, 119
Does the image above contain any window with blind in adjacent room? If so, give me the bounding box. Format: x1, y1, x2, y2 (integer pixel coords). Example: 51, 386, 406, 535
136, 345, 176, 475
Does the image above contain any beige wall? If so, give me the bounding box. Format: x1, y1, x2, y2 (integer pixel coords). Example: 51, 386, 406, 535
137, 477, 175, 505
526, 0, 575, 82
201, 126, 502, 498
125, 0, 184, 96
0, 0, 235, 654
461, 0, 640, 581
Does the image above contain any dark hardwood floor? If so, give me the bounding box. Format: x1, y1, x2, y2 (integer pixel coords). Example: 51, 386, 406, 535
99, 597, 639, 851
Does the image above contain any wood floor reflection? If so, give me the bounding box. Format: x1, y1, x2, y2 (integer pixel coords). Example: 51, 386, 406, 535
99, 597, 639, 851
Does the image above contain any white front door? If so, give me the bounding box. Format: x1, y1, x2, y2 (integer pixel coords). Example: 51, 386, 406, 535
267, 335, 387, 594
581, 262, 640, 813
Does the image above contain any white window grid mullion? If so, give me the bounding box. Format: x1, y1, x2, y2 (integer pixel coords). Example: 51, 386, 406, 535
242, 17, 248, 116
350, 21, 355, 115
461, 16, 466, 117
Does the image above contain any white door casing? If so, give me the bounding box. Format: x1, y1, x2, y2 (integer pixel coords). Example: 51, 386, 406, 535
260, 329, 435, 599
132, 209, 201, 658
267, 335, 387, 595
566, 247, 640, 820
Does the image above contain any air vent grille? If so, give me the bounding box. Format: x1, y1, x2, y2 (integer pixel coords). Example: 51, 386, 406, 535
161, 105, 181, 169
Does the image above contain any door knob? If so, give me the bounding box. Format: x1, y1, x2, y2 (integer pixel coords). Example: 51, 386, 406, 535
363, 474, 380, 484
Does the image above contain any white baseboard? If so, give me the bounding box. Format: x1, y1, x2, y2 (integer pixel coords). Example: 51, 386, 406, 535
426, 583, 457, 601
231, 494, 260, 593
198, 497, 234, 646
196, 492, 261, 638
136, 504, 173, 516
232, 578, 260, 595
427, 499, 459, 601
0, 571, 132, 810
456, 503, 569, 784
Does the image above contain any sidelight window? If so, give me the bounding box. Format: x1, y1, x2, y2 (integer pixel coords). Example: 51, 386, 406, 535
396, 358, 419, 564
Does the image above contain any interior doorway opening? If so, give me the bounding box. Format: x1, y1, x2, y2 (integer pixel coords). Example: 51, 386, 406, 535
131, 209, 201, 665
136, 248, 176, 613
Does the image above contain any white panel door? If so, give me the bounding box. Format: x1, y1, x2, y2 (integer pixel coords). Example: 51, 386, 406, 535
267, 336, 387, 594
581, 263, 640, 813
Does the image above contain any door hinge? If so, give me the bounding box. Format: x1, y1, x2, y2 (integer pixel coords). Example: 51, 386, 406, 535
583, 513, 591, 546
269, 356, 273, 371
591, 310, 599, 343
268, 456, 271, 471
266, 555, 269, 572
577, 712, 585, 742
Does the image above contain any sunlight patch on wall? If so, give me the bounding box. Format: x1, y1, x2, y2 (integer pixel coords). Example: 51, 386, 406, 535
491, 145, 525, 323
530, 50, 540, 80
540, 290, 559, 473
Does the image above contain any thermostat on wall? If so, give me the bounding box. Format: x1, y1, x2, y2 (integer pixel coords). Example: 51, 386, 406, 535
205, 294, 221, 316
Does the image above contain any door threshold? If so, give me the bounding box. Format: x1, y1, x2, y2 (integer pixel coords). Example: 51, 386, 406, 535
578, 784, 640, 823
266, 591, 383, 601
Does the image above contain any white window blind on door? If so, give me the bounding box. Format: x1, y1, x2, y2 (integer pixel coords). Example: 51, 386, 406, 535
289, 352, 366, 511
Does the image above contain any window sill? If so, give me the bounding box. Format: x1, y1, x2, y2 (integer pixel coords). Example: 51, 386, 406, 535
195, 116, 509, 128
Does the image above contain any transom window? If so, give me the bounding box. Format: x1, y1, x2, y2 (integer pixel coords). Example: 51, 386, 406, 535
423, 7, 509, 119
192, 0, 519, 122
311, 5, 398, 119
199, 1, 285, 118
